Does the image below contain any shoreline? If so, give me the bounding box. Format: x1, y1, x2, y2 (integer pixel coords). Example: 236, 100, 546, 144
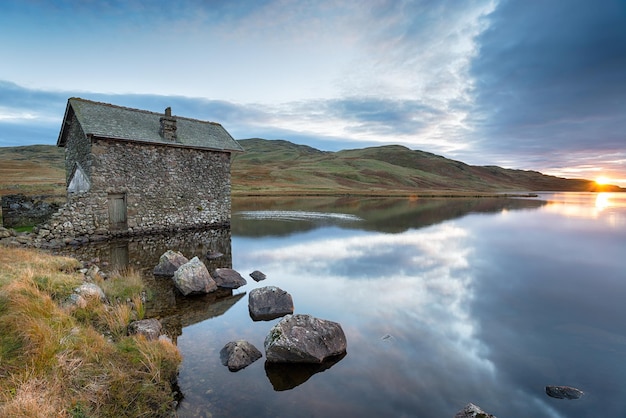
232, 190, 541, 198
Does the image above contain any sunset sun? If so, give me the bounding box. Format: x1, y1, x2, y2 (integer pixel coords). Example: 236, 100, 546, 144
595, 176, 610, 185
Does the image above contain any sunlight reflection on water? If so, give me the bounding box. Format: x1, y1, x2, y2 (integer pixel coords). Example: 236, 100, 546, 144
540, 192, 626, 226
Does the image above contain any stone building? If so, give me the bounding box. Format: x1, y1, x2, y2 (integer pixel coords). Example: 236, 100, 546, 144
38, 98, 243, 242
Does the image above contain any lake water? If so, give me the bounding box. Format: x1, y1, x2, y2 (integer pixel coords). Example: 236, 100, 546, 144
64, 193, 626, 417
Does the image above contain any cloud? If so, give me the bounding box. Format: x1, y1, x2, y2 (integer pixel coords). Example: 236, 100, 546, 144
0, 80, 460, 151
1, 0, 625, 185
468, 0, 626, 166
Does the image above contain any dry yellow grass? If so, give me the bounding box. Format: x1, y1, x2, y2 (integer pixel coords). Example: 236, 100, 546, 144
0, 145, 65, 197
0, 160, 65, 197
0, 247, 181, 417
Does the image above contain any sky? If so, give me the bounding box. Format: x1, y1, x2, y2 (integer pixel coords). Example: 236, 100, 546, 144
1, 0, 625, 186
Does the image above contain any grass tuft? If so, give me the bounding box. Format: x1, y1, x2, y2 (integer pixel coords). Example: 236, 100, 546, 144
0, 247, 181, 417
98, 266, 144, 301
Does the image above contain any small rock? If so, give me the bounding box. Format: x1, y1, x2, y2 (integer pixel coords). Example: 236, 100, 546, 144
213, 268, 247, 289
128, 318, 162, 341
16, 234, 32, 244
206, 250, 224, 260
545, 385, 584, 400
248, 286, 294, 321
85, 264, 106, 281
454, 403, 496, 418
250, 270, 267, 282
47, 239, 64, 249
220, 340, 262, 371
74, 283, 106, 302
154, 250, 189, 276
173, 256, 217, 296
65, 293, 87, 309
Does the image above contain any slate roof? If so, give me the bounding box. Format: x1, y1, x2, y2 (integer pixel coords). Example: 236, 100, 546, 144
57, 98, 244, 152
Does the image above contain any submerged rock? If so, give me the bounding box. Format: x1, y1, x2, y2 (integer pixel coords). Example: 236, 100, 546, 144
248, 286, 294, 321
213, 268, 247, 289
454, 403, 496, 418
128, 318, 162, 341
153, 250, 189, 276
173, 256, 217, 296
250, 270, 267, 282
264, 314, 347, 363
545, 385, 584, 400
220, 340, 262, 371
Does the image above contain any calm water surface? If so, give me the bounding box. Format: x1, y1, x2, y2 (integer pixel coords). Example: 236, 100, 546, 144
67, 193, 626, 417
177, 193, 626, 418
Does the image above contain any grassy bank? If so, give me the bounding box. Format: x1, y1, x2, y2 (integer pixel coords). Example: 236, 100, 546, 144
0, 248, 181, 417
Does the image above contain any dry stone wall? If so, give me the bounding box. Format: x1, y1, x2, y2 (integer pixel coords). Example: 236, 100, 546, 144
37, 138, 232, 245
1, 194, 60, 228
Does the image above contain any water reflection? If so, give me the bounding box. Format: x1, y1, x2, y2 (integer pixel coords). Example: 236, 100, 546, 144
540, 192, 626, 226
50, 194, 626, 417
232, 195, 546, 236
265, 353, 347, 391
54, 227, 233, 272
54, 228, 241, 343
227, 221, 496, 417
596, 193, 610, 210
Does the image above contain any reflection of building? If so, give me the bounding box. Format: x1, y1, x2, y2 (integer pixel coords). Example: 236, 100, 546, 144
55, 228, 241, 342
40, 98, 243, 241
56, 228, 233, 272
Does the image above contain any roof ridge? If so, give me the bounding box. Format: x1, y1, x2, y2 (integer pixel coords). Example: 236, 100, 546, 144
69, 97, 224, 126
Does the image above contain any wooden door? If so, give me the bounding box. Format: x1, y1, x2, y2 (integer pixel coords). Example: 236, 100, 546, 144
108, 194, 127, 231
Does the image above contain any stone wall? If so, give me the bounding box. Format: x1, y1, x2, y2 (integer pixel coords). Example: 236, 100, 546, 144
1, 194, 60, 228
37, 138, 232, 244
64, 110, 91, 184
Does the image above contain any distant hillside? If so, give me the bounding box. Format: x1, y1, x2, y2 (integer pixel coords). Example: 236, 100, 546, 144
0, 140, 623, 198
0, 145, 65, 196
232, 138, 623, 194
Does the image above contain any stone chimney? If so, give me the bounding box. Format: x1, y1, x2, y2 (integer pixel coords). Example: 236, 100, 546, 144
159, 107, 177, 141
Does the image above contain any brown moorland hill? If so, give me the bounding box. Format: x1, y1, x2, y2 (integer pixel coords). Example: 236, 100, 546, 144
0, 145, 65, 196
0, 140, 622, 198
232, 138, 624, 195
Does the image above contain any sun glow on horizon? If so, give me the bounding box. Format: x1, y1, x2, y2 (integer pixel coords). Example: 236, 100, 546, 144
595, 176, 610, 185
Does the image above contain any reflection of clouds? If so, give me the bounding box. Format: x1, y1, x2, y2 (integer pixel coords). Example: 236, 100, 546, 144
250, 224, 469, 273
236, 222, 496, 409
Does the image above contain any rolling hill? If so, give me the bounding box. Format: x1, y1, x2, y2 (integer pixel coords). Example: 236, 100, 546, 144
0, 139, 622, 198
231, 138, 623, 194
0, 145, 65, 197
